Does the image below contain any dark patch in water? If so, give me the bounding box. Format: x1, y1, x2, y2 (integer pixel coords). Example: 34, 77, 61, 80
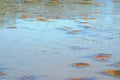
107, 62, 120, 68
103, 36, 113, 40
82, 77, 96, 80
68, 46, 90, 50
17, 75, 37, 80
0, 72, 7, 76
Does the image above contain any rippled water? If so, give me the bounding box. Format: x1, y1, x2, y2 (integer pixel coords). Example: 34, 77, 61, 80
0, 0, 120, 80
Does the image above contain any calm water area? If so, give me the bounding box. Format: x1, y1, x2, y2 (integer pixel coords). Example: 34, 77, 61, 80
0, 0, 120, 80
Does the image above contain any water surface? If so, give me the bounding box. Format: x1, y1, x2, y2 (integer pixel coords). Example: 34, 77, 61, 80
0, 0, 120, 80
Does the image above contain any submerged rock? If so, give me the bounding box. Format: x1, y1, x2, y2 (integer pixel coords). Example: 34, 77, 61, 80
0, 72, 7, 76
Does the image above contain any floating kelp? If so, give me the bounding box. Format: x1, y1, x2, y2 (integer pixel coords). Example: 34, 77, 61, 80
94, 53, 111, 61
104, 69, 120, 78
72, 63, 90, 67
0, 72, 7, 76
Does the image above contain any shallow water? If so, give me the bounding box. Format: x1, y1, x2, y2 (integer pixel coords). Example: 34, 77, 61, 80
0, 0, 120, 80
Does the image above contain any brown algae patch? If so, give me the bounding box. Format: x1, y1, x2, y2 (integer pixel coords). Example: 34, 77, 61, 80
94, 53, 111, 61
83, 18, 96, 20
21, 15, 29, 19
37, 16, 48, 22
104, 69, 120, 78
72, 63, 90, 67
70, 77, 96, 80
117, 62, 120, 67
